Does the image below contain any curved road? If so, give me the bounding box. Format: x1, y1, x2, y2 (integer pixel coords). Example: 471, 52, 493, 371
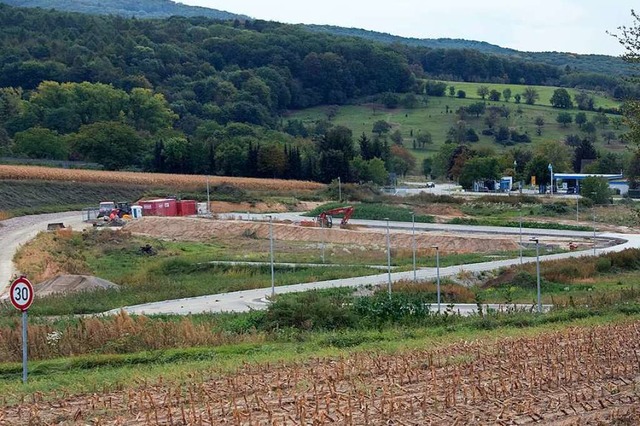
2, 212, 638, 315
104, 215, 638, 316
0, 211, 90, 296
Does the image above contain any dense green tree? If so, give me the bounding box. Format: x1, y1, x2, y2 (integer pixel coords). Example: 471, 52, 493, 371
573, 138, 597, 172
514, 93, 522, 104
70, 121, 145, 170
534, 117, 545, 135
581, 176, 611, 204
415, 131, 432, 149
535, 139, 572, 172
467, 102, 486, 118
422, 157, 433, 178
502, 88, 512, 102
523, 87, 539, 105
550, 88, 574, 108
584, 152, 624, 174
477, 85, 489, 100
257, 144, 287, 178
593, 111, 610, 129
372, 120, 392, 136
12, 127, 67, 159
574, 91, 595, 110
215, 140, 247, 176
458, 156, 500, 190
488, 90, 501, 101
456, 90, 466, 99
556, 112, 573, 127
448, 86, 455, 97
575, 112, 587, 128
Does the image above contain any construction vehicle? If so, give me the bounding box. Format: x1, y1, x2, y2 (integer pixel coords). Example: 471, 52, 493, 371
97, 201, 132, 219
316, 206, 355, 228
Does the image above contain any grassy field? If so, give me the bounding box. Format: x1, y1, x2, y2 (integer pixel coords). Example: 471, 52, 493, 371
439, 80, 620, 109
289, 83, 627, 167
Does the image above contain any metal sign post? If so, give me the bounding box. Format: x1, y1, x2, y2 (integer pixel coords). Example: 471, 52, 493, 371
9, 276, 34, 384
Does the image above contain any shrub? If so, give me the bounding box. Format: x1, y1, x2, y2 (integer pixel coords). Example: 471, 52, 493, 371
264, 290, 355, 331
595, 257, 612, 273
607, 249, 640, 270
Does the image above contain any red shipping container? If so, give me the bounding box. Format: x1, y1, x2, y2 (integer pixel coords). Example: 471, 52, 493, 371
139, 199, 177, 217
177, 200, 197, 216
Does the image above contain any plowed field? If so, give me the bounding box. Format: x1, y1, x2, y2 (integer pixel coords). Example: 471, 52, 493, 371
124, 217, 519, 253
3, 321, 639, 425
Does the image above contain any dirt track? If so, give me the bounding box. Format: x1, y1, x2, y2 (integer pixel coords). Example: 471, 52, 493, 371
124, 217, 519, 254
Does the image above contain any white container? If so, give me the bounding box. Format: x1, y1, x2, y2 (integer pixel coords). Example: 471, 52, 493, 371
197, 202, 209, 215
131, 205, 143, 219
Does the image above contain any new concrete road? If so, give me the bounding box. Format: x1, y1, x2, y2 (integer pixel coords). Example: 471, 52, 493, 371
105, 215, 640, 316
0, 211, 90, 295
2, 211, 637, 315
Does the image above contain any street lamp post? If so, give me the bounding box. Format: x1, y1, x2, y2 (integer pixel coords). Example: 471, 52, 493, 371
206, 175, 211, 215
338, 177, 342, 202
268, 216, 275, 297
432, 245, 441, 313
593, 211, 597, 256
530, 237, 541, 313
411, 212, 417, 281
591, 192, 597, 256
385, 218, 392, 295
320, 218, 325, 264
576, 194, 579, 222
548, 164, 553, 196
519, 204, 523, 265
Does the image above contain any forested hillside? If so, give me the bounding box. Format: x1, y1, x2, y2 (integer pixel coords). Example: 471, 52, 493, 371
0, 4, 636, 184
307, 25, 638, 77
0, 0, 247, 20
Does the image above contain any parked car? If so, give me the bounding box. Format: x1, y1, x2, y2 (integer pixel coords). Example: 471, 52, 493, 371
425, 182, 436, 188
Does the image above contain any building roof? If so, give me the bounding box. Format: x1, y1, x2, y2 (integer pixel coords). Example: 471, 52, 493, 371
554, 173, 624, 181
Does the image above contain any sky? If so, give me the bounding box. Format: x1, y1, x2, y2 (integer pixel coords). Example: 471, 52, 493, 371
177, 0, 637, 56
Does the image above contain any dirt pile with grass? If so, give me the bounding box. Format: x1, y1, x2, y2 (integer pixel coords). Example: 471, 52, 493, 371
125, 217, 519, 253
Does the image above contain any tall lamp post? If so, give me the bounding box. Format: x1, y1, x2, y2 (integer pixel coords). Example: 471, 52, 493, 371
385, 218, 392, 295
548, 163, 553, 196
591, 192, 597, 255
432, 245, 441, 313
530, 237, 541, 313
320, 218, 325, 264
411, 212, 417, 281
268, 216, 275, 297
337, 177, 342, 202
519, 203, 523, 265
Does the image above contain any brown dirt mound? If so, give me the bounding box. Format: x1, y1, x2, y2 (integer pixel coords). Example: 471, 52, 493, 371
211, 201, 322, 214
125, 217, 518, 254
35, 275, 119, 297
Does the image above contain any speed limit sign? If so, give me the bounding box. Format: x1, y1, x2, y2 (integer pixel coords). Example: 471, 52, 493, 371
10, 277, 34, 311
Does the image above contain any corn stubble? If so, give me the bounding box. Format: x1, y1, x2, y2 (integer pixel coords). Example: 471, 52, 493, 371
0, 165, 323, 192
3, 321, 640, 424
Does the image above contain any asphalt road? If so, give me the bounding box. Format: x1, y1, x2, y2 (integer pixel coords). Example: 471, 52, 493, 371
0, 211, 89, 295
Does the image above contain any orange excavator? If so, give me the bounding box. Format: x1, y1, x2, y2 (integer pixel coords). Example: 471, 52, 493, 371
316, 206, 355, 228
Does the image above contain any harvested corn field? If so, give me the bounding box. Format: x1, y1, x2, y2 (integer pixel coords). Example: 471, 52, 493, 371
3, 321, 640, 425
124, 217, 519, 253
0, 165, 324, 192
